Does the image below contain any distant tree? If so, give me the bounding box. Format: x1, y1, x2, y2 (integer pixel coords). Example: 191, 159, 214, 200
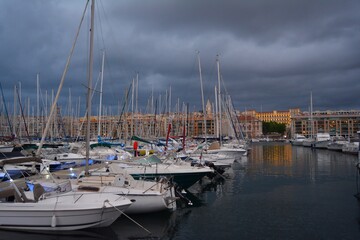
262, 121, 286, 135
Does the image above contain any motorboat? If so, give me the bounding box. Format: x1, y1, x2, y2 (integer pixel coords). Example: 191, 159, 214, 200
0, 156, 132, 231
188, 153, 235, 168
204, 141, 247, 157
27, 160, 177, 214
71, 171, 177, 214
312, 133, 331, 149
104, 155, 214, 189
0, 189, 131, 231
342, 142, 359, 155
290, 134, 306, 146
302, 137, 315, 147
0, 188, 131, 231
327, 136, 348, 151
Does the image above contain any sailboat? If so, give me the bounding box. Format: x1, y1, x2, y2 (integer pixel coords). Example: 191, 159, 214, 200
0, 0, 133, 231
103, 154, 214, 190
193, 56, 247, 162
290, 134, 306, 146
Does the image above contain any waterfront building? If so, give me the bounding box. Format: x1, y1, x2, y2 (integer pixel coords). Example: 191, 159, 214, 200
250, 108, 301, 126
238, 114, 263, 139
6, 102, 358, 142
290, 110, 360, 139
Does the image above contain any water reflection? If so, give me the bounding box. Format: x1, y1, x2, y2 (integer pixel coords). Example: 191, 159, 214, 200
0, 227, 117, 240
110, 211, 177, 239
249, 143, 358, 183
0, 211, 179, 240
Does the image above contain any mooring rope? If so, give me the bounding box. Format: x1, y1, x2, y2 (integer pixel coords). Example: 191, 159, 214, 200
105, 201, 152, 234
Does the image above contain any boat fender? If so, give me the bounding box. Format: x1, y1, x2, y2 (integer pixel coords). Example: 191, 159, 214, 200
51, 215, 56, 227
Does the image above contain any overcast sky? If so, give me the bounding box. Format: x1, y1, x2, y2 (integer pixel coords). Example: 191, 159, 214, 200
0, 0, 359, 117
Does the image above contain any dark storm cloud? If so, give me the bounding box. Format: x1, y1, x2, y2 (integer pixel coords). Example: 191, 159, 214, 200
0, 0, 359, 116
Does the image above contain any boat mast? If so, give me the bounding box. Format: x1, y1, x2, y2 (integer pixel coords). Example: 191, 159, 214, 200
216, 55, 222, 145
0, 82, 13, 136
215, 85, 218, 139
18, 82, 22, 139
169, 85, 172, 114
36, 73, 40, 137
310, 91, 313, 138
197, 51, 207, 145
98, 50, 105, 137
85, 0, 95, 176
136, 73, 139, 136
13, 85, 17, 138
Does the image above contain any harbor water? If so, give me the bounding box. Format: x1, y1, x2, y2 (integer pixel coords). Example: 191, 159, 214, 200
1, 142, 360, 239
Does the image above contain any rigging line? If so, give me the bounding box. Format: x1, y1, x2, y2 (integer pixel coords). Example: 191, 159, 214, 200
220, 74, 246, 140
95, 0, 106, 54
112, 82, 132, 136
224, 96, 242, 141
203, 55, 218, 106
0, 82, 13, 134
105, 200, 152, 234
96, 0, 125, 105
15, 84, 31, 140
229, 97, 245, 140
75, 72, 101, 140
36, 0, 90, 155
220, 74, 231, 99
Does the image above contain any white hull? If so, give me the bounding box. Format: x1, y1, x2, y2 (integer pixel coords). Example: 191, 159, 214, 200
110, 162, 213, 176
342, 142, 359, 154
327, 143, 344, 151
122, 192, 175, 214
290, 135, 306, 146
313, 140, 330, 149
0, 192, 131, 231
327, 141, 348, 151
190, 154, 235, 167
290, 140, 304, 146
302, 140, 314, 147
312, 133, 331, 149
107, 162, 213, 189
206, 148, 247, 157
72, 177, 177, 214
